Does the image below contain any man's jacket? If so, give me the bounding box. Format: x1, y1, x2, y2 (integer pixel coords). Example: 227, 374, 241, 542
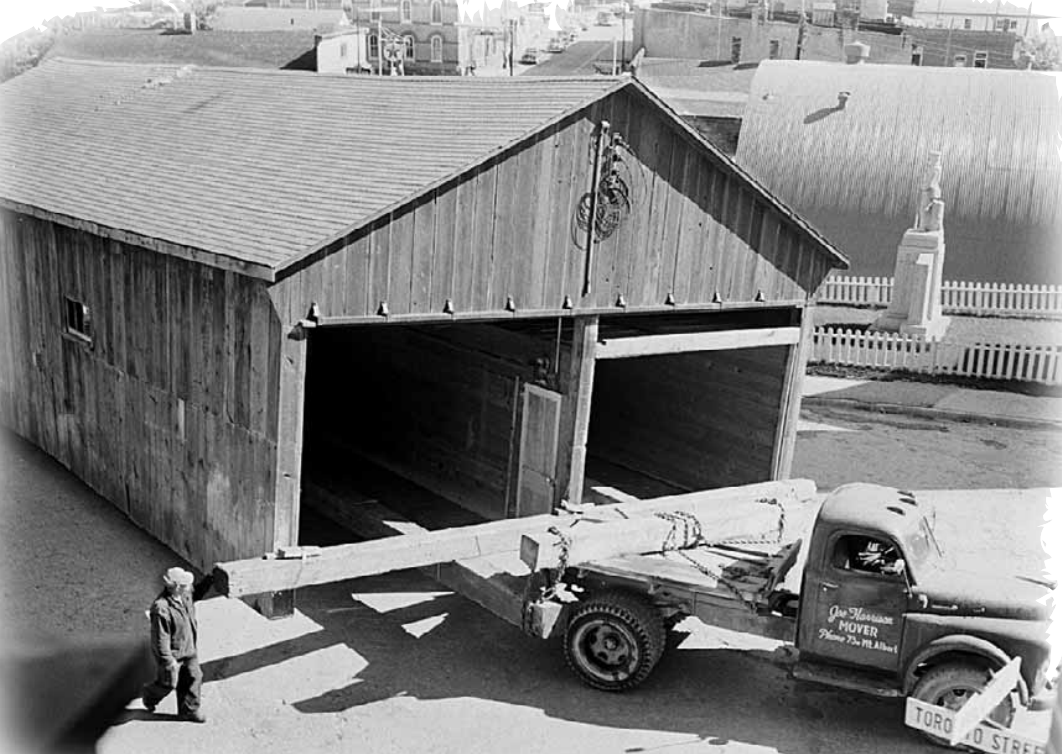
148, 590, 198, 663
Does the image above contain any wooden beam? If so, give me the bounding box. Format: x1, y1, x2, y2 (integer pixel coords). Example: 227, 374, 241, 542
520, 495, 788, 572
771, 308, 813, 479
214, 478, 817, 598
596, 327, 802, 360
301, 483, 530, 628
313, 300, 811, 328
554, 315, 598, 510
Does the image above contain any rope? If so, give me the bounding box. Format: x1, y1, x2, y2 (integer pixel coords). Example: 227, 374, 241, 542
652, 497, 790, 613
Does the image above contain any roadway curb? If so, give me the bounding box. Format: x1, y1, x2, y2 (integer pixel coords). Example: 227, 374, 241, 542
801, 396, 1062, 431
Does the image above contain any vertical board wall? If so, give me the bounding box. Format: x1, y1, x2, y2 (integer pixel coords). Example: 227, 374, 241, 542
0, 211, 283, 570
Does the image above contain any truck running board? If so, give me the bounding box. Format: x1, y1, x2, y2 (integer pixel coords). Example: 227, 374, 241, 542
791, 660, 905, 698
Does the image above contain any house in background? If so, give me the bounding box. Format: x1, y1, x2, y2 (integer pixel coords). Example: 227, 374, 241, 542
910, 0, 1051, 34
632, 7, 914, 65
316, 26, 372, 72
736, 60, 1062, 284
905, 27, 1020, 68
350, 0, 461, 74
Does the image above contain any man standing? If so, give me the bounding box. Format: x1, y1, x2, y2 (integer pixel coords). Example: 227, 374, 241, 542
141, 567, 207, 723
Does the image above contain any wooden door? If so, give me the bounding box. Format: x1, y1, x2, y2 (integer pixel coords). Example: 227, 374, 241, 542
515, 384, 562, 518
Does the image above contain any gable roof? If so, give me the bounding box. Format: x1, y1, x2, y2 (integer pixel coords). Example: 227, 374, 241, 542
0, 58, 846, 281
736, 61, 1062, 283
45, 28, 318, 70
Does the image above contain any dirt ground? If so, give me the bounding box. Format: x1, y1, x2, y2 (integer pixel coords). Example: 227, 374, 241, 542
0, 406, 1059, 754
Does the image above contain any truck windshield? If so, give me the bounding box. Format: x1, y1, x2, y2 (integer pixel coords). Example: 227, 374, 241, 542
905, 516, 943, 573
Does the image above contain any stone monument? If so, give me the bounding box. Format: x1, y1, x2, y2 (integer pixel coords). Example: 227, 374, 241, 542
872, 151, 951, 340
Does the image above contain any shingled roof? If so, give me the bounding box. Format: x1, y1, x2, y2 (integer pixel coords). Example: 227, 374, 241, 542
1, 58, 847, 281
0, 59, 625, 275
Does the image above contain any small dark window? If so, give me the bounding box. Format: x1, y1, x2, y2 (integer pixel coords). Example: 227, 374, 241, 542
832, 535, 905, 577
973, 50, 988, 68
962, 17, 971, 29
768, 39, 780, 59
911, 45, 923, 66
65, 297, 92, 343
730, 36, 742, 64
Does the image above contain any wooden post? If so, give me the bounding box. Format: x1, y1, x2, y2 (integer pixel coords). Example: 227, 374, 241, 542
554, 315, 598, 510
771, 305, 813, 480
261, 317, 308, 619
273, 323, 307, 549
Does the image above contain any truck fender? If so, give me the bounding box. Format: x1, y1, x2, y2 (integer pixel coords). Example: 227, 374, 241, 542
902, 635, 1029, 704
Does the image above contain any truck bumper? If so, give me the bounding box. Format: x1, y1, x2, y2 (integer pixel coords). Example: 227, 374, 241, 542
1028, 686, 1056, 712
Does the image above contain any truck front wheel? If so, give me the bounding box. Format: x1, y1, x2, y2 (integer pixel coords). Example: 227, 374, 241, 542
564, 590, 666, 691
911, 663, 1016, 749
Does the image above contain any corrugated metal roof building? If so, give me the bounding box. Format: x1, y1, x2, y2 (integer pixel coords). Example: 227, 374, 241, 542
736, 61, 1062, 283
0, 59, 845, 577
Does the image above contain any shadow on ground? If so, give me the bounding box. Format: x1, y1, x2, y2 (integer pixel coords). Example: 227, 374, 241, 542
197, 569, 922, 754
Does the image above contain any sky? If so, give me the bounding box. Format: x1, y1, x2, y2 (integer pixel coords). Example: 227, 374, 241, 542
0, 0, 1061, 44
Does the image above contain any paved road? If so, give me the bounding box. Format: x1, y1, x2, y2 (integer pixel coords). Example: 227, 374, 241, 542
0, 405, 1057, 753
521, 39, 624, 76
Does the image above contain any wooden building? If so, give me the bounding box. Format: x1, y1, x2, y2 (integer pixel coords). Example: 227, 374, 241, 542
0, 59, 847, 573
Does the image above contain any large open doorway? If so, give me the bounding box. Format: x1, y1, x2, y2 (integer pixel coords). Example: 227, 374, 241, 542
298, 322, 566, 544
584, 308, 800, 500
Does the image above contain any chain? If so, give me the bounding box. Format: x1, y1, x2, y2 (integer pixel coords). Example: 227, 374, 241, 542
540, 525, 573, 601
652, 498, 789, 613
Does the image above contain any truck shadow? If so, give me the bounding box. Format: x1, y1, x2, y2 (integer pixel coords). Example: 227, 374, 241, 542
201, 572, 926, 754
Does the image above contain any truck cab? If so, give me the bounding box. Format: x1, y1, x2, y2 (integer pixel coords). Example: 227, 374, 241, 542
793, 484, 1054, 731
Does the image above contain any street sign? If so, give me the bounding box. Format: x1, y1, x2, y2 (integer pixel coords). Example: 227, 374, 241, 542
905, 698, 1047, 754
948, 658, 1023, 746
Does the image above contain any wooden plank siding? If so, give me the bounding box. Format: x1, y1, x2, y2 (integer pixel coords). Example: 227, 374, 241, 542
0, 210, 283, 571
588, 345, 790, 491
271, 87, 835, 327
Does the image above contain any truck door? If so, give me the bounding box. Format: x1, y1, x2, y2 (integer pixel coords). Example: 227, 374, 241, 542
797, 532, 907, 672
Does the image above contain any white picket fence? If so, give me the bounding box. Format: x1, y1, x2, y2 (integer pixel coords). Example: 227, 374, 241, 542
811, 327, 1062, 386
818, 276, 1062, 318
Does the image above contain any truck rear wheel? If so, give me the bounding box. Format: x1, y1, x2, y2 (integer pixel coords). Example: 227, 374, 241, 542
911, 663, 1016, 749
563, 590, 666, 691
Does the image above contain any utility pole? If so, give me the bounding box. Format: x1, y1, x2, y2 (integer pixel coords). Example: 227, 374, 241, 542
508, 18, 515, 76
1024, 1, 1033, 37
796, 0, 807, 59
944, 17, 953, 62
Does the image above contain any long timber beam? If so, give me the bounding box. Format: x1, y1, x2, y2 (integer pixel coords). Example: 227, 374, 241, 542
213, 479, 817, 599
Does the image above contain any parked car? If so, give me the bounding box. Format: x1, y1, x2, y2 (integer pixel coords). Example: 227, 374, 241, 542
547, 37, 566, 53
519, 48, 541, 65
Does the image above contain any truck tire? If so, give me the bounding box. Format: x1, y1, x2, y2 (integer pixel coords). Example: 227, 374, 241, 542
564, 590, 666, 691
911, 662, 1016, 749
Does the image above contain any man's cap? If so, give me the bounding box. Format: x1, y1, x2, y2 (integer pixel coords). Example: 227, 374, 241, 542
163, 567, 194, 586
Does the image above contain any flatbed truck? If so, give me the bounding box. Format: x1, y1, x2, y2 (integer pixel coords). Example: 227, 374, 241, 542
521, 483, 1056, 747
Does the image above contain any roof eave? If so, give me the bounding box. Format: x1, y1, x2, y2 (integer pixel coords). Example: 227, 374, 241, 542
626, 78, 851, 272
0, 198, 277, 283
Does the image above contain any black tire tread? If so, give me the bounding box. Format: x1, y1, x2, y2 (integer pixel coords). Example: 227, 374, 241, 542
563, 590, 666, 692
